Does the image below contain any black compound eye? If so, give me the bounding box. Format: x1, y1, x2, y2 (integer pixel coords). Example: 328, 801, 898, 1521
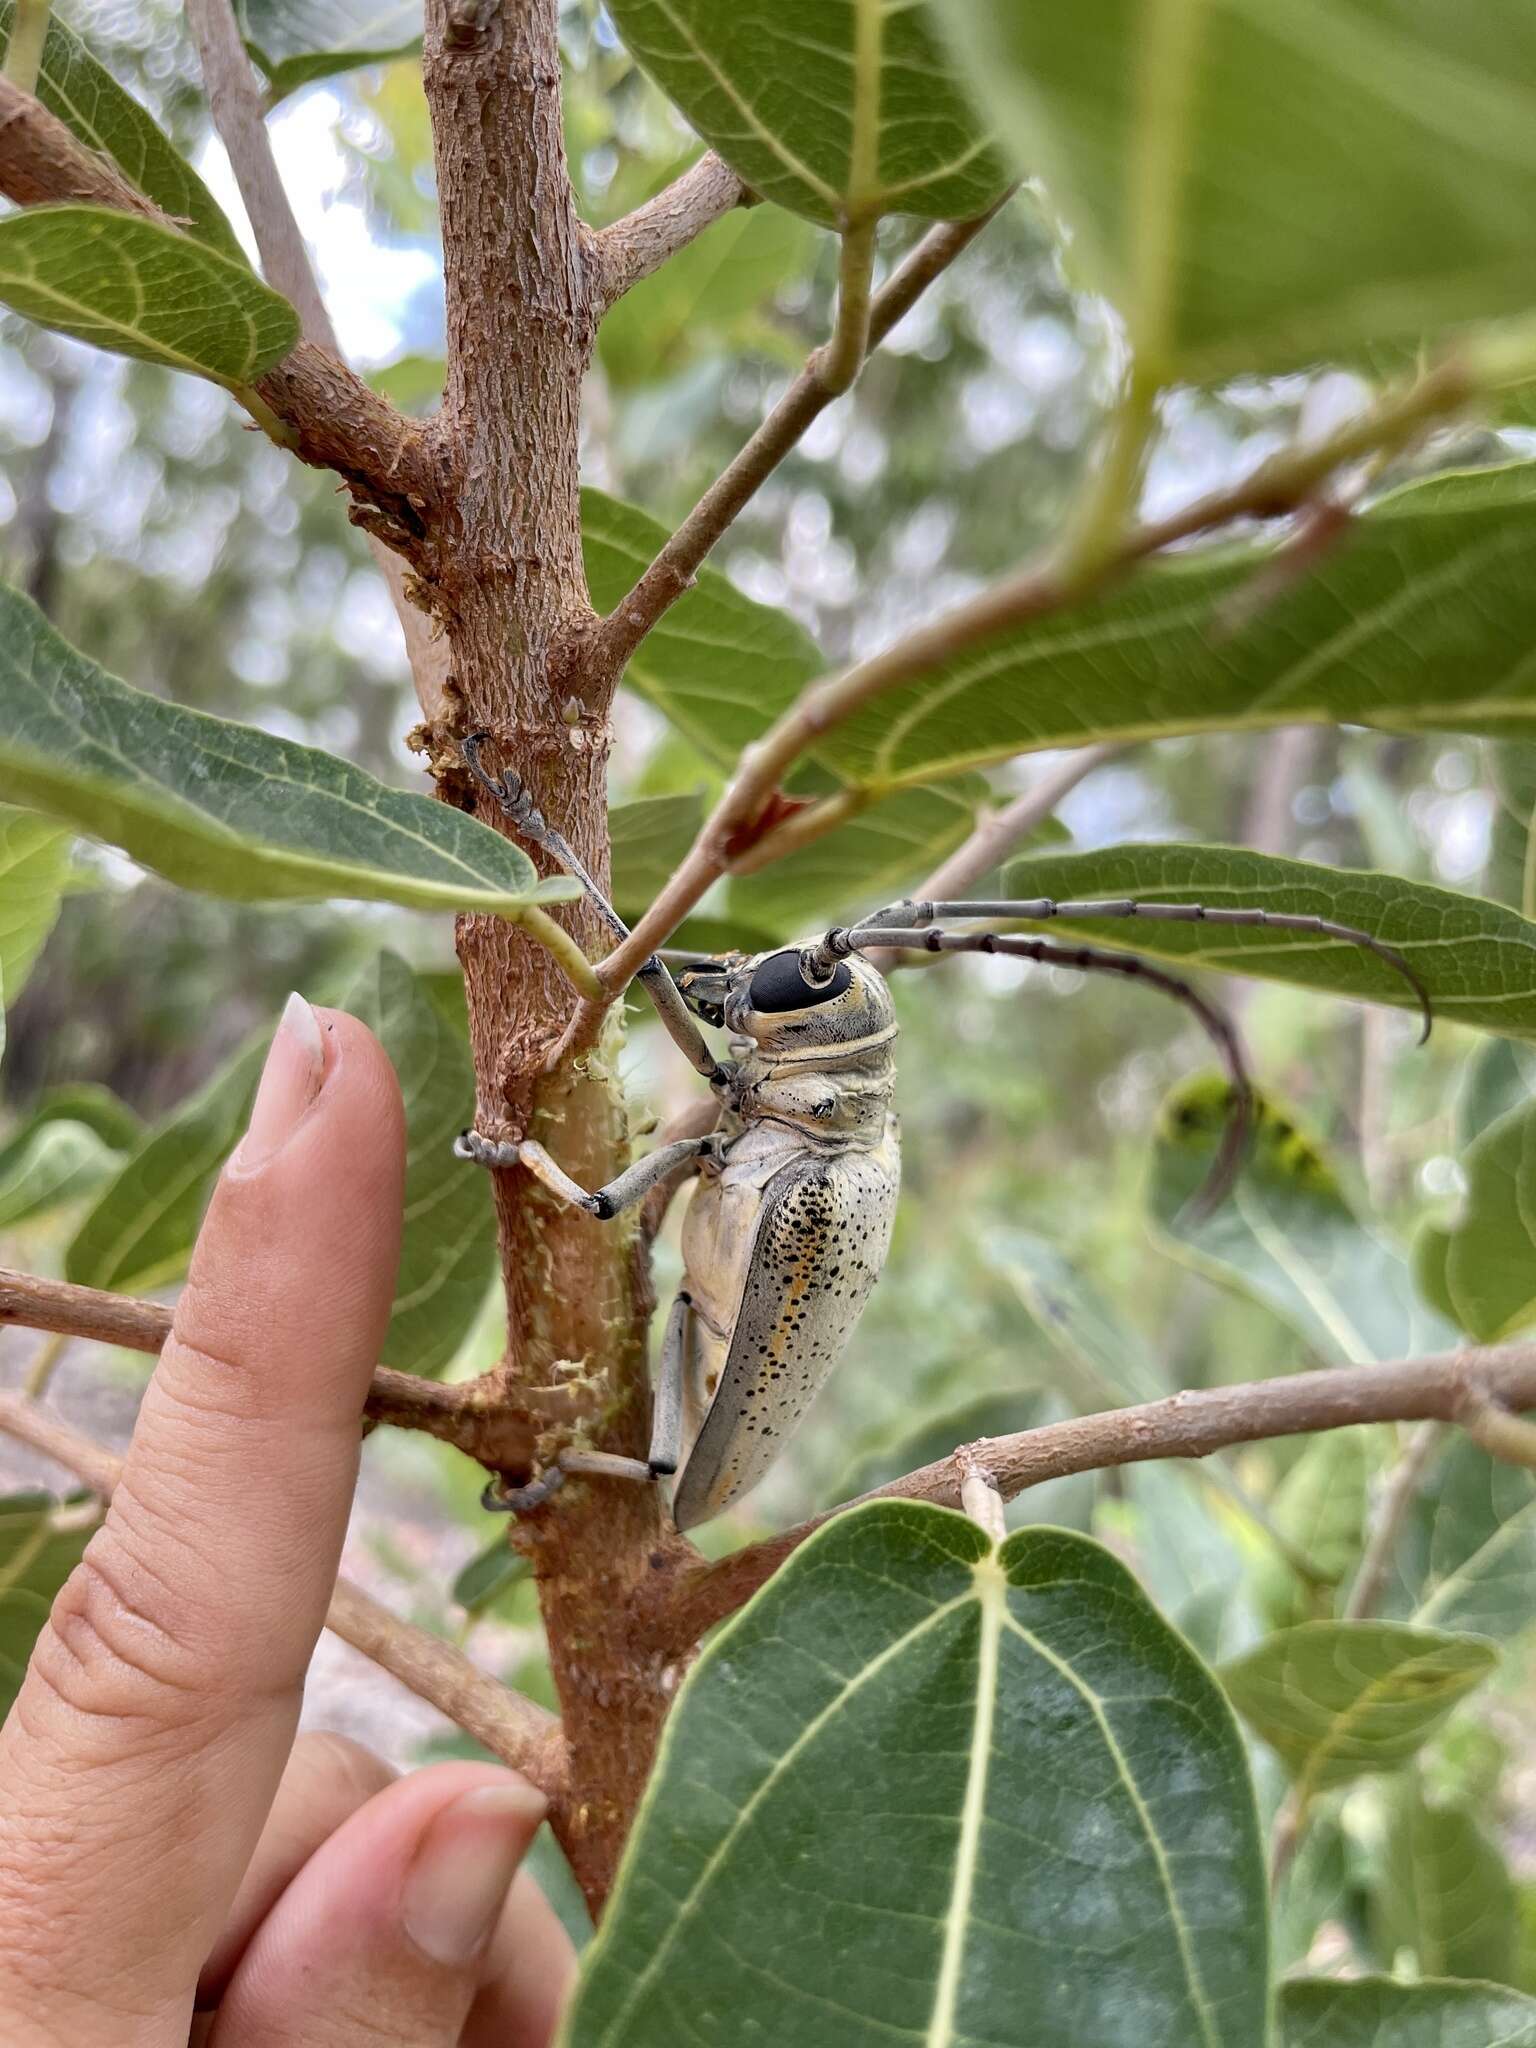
747, 951, 852, 1013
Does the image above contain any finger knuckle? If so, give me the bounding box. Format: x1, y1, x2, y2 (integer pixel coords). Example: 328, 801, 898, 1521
26, 1523, 212, 1739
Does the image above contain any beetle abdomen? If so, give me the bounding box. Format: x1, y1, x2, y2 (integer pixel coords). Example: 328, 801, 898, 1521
671, 1120, 899, 1530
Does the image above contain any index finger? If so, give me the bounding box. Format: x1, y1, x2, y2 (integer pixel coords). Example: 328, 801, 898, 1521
0, 997, 405, 2033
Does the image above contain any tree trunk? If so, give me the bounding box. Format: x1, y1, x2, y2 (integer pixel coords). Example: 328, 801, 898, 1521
422, 0, 678, 1912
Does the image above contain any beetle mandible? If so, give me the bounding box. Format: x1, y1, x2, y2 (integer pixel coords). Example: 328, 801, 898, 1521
454, 736, 1431, 1529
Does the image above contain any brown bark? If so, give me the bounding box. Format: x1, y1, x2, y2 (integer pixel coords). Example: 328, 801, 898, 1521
420, 0, 685, 1913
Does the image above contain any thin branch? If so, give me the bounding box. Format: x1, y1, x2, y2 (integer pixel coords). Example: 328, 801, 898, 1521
589, 151, 750, 312
589, 350, 1481, 1009
0, 1267, 538, 1470
646, 1340, 1536, 1655
588, 205, 1006, 685
1343, 1419, 1443, 1622
0, 1388, 566, 1797
182, 0, 451, 717
0, 75, 447, 700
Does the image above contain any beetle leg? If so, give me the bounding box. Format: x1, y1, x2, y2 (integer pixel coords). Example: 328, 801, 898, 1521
460, 734, 730, 1086
481, 1466, 566, 1513
456, 1130, 719, 1218
647, 1292, 693, 1478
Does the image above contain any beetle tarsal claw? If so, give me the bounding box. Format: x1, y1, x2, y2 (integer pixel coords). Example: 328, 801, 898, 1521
454, 1127, 522, 1169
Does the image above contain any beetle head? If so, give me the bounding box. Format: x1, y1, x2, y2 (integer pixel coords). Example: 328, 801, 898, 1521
702, 945, 895, 1059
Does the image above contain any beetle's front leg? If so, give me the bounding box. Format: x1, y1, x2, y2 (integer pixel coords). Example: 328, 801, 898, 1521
454, 1129, 720, 1219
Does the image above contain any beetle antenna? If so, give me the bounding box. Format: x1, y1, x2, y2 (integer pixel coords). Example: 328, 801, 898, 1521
842, 923, 1254, 1213
847, 895, 1433, 1044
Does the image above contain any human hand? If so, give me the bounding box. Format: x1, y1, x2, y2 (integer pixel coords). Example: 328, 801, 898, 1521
0, 996, 574, 2045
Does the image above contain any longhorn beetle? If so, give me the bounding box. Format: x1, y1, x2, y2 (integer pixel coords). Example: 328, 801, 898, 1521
456, 736, 1431, 1530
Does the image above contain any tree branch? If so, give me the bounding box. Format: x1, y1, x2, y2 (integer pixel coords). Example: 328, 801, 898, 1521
586, 205, 1005, 686
0, 1388, 567, 1799
589, 151, 750, 312
182, 0, 452, 716
586, 351, 1479, 1009
0, 74, 447, 637
0, 1266, 538, 1469
645, 1340, 1536, 1656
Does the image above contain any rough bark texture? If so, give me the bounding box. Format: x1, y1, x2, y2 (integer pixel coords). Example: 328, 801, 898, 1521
421, 0, 684, 1912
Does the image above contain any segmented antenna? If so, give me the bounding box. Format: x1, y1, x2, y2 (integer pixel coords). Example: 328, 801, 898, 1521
815, 894, 1434, 1044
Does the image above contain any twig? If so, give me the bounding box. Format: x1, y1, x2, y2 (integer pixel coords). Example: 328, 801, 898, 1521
0, 1388, 567, 1798
1269, 1787, 1309, 1892
645, 1340, 1536, 1655
588, 351, 1482, 1010
588, 205, 1006, 685
1455, 1390, 1536, 1472
0, 1267, 537, 1469
21, 1330, 68, 1399
181, 0, 450, 717
1343, 1419, 1443, 1622
589, 151, 750, 311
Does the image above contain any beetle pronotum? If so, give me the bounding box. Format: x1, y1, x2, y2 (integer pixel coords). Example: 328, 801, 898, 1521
456, 737, 1431, 1530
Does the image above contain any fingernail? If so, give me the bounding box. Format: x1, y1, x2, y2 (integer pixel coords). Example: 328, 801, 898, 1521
402, 1784, 546, 1967
236, 993, 326, 1170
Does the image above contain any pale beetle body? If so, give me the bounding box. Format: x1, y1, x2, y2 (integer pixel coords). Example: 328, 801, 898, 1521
669, 951, 900, 1529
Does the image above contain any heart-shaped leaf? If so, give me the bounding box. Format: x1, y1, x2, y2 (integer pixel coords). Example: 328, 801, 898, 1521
0, 582, 575, 919
1148, 1078, 1456, 1365
827, 466, 1536, 789
0, 1, 244, 260
1002, 841, 1536, 1043
562, 1502, 1268, 2048
1278, 1975, 1536, 2047
0, 1490, 100, 1715
238, 0, 422, 101
605, 0, 1008, 228
943, 0, 1536, 381
1222, 1621, 1498, 1798
0, 207, 297, 384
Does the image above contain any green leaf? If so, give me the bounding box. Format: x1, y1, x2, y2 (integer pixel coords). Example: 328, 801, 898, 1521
1149, 1078, 1456, 1365
604, 0, 1008, 229
727, 778, 985, 936
342, 952, 495, 1376
1003, 838, 1536, 1042
1412, 1438, 1536, 1646
1278, 1975, 1536, 2047
1486, 744, 1536, 917
0, 207, 297, 384
943, 0, 1536, 381
1457, 1038, 1536, 1148
1254, 1430, 1377, 1630
0, 804, 71, 1005
609, 793, 705, 924
829, 467, 1536, 790
0, 1119, 130, 1228
1221, 1621, 1499, 1798
1414, 1095, 1536, 1341
238, 0, 421, 101
0, 582, 576, 918
598, 199, 814, 388
992, 1229, 1165, 1406
561, 1502, 1268, 2048
583, 488, 822, 766
452, 1535, 531, 1615
0, 1, 244, 261
66, 1034, 266, 1294
1375, 1786, 1518, 1985
0, 1490, 99, 1716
